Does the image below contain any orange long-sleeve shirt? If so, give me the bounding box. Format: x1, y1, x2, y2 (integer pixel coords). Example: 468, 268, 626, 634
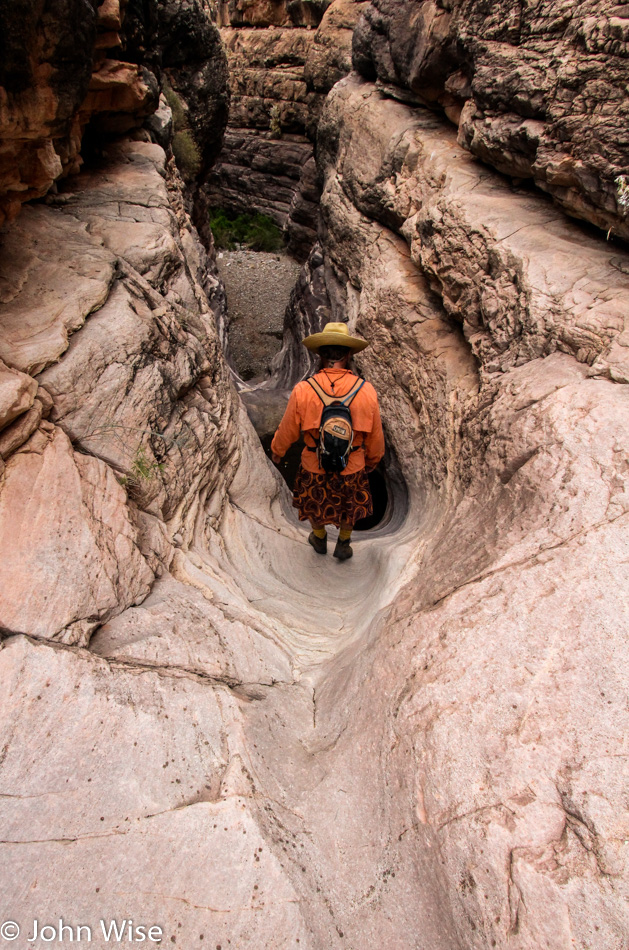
271, 368, 385, 475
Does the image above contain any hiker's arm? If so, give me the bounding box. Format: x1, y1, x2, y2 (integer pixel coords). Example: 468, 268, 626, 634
271, 387, 301, 462
364, 399, 384, 471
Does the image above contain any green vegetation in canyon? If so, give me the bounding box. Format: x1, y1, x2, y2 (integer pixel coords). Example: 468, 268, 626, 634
209, 207, 284, 252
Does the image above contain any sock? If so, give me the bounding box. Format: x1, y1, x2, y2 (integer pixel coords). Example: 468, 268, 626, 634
339, 526, 352, 542
312, 526, 327, 540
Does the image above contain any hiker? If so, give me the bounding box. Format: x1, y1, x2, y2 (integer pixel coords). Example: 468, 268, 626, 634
270, 322, 384, 560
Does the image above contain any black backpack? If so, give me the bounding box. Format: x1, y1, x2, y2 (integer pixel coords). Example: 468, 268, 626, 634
306, 376, 366, 473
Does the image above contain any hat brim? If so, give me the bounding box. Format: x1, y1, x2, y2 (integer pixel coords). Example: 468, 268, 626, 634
302, 330, 369, 353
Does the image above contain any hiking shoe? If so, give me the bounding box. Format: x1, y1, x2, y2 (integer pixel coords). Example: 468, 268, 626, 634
308, 531, 327, 555
333, 538, 353, 560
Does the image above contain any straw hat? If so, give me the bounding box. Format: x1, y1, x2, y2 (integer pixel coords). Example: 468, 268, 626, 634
302, 321, 369, 354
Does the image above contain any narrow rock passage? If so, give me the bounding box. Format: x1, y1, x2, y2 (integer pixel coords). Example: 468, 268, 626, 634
169, 415, 461, 949
201, 412, 419, 673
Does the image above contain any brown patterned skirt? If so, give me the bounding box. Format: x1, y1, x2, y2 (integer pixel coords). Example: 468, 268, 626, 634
292, 466, 373, 528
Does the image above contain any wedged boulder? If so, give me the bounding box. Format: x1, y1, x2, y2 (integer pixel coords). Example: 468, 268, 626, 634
158, 0, 230, 173
304, 0, 371, 93
353, 0, 629, 239
0, 424, 153, 645
80, 59, 159, 135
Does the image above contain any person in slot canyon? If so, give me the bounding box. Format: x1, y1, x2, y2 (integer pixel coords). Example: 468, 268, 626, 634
270, 321, 385, 560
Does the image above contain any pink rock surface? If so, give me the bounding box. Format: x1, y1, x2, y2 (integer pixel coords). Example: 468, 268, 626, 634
0, 424, 153, 644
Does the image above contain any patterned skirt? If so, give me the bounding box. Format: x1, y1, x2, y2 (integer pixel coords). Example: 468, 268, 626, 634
292, 466, 373, 528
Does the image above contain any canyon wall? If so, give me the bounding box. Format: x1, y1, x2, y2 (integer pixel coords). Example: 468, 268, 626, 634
353, 0, 629, 240
274, 2, 628, 940
207, 0, 368, 257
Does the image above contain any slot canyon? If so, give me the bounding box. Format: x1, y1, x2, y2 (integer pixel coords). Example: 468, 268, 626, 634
0, 1, 628, 948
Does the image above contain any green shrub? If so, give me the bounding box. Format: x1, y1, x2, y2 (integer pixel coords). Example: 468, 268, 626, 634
209, 208, 284, 252
162, 79, 187, 131
172, 130, 201, 180
162, 77, 202, 181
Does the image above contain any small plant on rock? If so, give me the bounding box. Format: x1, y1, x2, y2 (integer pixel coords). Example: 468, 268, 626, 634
163, 77, 201, 181
615, 175, 629, 214
269, 104, 282, 139
172, 130, 201, 180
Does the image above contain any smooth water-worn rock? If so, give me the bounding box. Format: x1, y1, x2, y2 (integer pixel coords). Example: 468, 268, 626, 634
273, 73, 629, 947
0, 139, 239, 646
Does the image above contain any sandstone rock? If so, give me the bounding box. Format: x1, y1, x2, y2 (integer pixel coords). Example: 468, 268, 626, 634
81, 59, 159, 135
0, 425, 153, 644
144, 92, 174, 149
30, 141, 240, 523
0, 0, 98, 224
353, 0, 629, 239
222, 26, 319, 135
271, 242, 331, 386
217, 0, 330, 28
208, 9, 323, 257
263, 70, 629, 946
206, 130, 315, 232
0, 360, 37, 432
0, 635, 312, 948
91, 572, 294, 685
0, 400, 44, 460
158, 0, 230, 174
1, 3, 628, 947
209, 0, 368, 262
0, 135, 239, 644
0, 0, 167, 226
285, 155, 321, 259
318, 77, 629, 381
304, 0, 370, 93
0, 205, 116, 376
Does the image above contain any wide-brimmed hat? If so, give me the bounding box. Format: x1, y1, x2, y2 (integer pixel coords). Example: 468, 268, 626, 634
302, 321, 369, 354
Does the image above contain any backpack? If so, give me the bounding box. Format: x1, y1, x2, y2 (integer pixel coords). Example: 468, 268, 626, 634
306, 376, 366, 473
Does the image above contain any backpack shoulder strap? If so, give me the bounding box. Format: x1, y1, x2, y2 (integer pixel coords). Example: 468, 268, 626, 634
339, 378, 366, 406
306, 377, 337, 407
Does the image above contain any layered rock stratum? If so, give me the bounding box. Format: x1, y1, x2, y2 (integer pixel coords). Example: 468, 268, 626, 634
353, 0, 629, 240
0, 0, 628, 948
207, 0, 368, 257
